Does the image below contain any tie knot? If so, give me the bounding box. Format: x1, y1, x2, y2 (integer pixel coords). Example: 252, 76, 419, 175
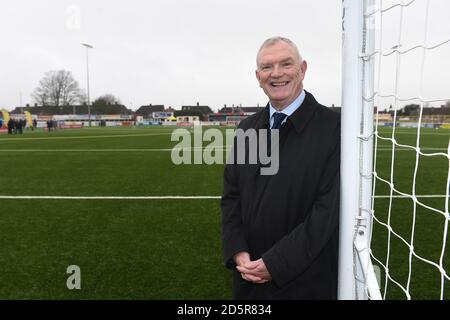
272, 112, 287, 129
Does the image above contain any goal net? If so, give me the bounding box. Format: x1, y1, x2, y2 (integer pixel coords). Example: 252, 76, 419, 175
339, 0, 450, 300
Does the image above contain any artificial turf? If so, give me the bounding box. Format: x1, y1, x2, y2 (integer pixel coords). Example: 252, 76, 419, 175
0, 125, 448, 299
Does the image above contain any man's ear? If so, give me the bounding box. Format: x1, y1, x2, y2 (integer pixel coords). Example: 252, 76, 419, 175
301, 60, 308, 75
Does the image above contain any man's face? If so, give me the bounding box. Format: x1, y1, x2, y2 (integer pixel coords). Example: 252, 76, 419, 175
256, 41, 307, 110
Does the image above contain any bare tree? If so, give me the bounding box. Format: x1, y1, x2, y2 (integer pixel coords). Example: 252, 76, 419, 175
93, 94, 121, 106
32, 70, 83, 106
78, 89, 88, 105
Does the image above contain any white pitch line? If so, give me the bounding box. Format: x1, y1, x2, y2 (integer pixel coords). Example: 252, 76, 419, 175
0, 195, 222, 200
0, 132, 171, 142
0, 195, 445, 200
373, 195, 447, 198
1, 149, 442, 154
0, 147, 440, 153
0, 147, 232, 152
0, 149, 175, 152
376, 148, 449, 152
80, 128, 174, 131
378, 132, 450, 136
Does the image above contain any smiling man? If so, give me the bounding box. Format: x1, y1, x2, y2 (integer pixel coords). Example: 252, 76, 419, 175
256, 39, 307, 111
221, 36, 341, 299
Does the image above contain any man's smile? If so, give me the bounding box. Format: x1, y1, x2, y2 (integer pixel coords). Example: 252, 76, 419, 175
271, 81, 289, 87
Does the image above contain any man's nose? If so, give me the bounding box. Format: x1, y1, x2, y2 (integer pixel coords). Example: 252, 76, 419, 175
271, 65, 283, 77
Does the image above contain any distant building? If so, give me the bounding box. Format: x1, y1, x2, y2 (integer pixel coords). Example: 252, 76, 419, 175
177, 102, 213, 121
182, 102, 213, 116
176, 115, 200, 125
376, 113, 393, 121
241, 106, 265, 116
218, 106, 241, 114
10, 103, 132, 115
216, 104, 264, 116
135, 104, 165, 117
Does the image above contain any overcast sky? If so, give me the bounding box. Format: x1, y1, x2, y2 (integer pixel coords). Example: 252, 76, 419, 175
1, 0, 449, 111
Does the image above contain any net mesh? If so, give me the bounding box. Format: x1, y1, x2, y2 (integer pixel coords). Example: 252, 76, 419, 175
362, 0, 450, 300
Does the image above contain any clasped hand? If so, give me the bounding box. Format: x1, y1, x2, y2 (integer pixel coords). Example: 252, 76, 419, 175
234, 252, 272, 284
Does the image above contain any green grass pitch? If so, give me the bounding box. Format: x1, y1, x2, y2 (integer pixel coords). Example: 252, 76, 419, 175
371, 126, 449, 300
0, 125, 448, 299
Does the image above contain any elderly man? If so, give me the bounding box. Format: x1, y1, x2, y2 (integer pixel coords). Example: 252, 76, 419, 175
221, 36, 340, 299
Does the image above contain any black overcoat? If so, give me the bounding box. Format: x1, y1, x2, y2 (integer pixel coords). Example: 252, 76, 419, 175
221, 91, 340, 299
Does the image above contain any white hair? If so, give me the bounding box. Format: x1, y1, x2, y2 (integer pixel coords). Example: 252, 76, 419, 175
256, 36, 303, 68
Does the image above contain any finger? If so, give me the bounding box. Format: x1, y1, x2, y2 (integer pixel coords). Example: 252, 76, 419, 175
241, 272, 260, 281
252, 265, 264, 272
239, 269, 264, 280
242, 260, 260, 269
236, 256, 251, 266
247, 275, 269, 284
244, 277, 267, 284
238, 267, 266, 280
241, 273, 254, 281
236, 266, 253, 274
242, 273, 263, 283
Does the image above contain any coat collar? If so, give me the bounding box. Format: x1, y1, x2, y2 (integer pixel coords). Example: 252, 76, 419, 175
255, 90, 318, 134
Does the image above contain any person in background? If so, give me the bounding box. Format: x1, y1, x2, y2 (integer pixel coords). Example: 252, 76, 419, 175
7, 118, 14, 134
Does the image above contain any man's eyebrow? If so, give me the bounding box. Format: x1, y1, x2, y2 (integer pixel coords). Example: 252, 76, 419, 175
280, 57, 295, 63
258, 57, 295, 68
258, 62, 272, 69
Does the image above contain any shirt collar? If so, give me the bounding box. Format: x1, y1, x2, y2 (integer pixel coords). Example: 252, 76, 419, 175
269, 90, 306, 126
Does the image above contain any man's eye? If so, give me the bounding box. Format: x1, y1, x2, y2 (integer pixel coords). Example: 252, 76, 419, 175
261, 66, 271, 71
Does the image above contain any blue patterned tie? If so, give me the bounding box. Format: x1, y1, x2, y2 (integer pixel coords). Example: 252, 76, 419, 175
267, 112, 287, 153
272, 112, 287, 129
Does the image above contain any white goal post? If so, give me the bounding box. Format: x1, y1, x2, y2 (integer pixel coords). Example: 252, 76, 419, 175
339, 0, 381, 300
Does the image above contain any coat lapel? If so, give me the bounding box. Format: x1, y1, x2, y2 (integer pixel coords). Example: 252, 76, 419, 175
287, 91, 318, 135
